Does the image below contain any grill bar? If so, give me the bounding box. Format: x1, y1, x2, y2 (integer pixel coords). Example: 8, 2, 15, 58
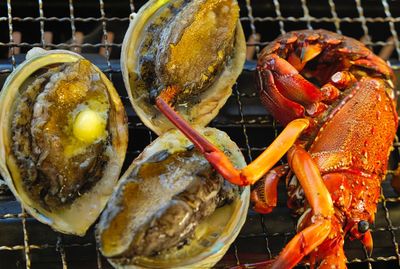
21, 208, 31, 269
0, 17, 131, 22
1, 16, 400, 23
381, 189, 400, 267
95, 239, 103, 269
300, 0, 312, 30
98, 0, 112, 69
244, 0, 260, 56
38, 0, 45, 48
232, 84, 251, 266
272, 0, 285, 35
129, 0, 135, 14
355, 0, 372, 45
6, 0, 16, 68
328, 0, 342, 34
68, 0, 78, 53
382, 0, 400, 61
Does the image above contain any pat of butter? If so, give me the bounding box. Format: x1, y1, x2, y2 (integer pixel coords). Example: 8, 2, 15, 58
73, 109, 105, 143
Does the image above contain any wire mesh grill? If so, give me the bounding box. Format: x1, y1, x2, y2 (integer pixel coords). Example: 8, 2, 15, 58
1, 0, 400, 268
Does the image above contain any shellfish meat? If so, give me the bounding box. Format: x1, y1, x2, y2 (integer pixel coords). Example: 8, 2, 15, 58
0, 49, 128, 236
97, 128, 249, 268
121, 0, 246, 135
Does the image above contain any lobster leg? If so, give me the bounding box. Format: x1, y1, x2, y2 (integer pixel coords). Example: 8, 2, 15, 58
361, 230, 373, 256
288, 145, 334, 216
257, 53, 334, 122
257, 53, 323, 106
155, 96, 309, 186
313, 239, 347, 269
271, 220, 332, 269
257, 69, 305, 125
251, 165, 289, 214
269, 145, 334, 269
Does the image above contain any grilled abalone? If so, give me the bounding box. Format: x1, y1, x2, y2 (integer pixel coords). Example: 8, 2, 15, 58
0, 49, 128, 236
97, 128, 249, 268
121, 0, 246, 135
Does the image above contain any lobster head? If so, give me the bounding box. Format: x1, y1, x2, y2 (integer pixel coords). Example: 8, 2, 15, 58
294, 171, 381, 267
256, 29, 396, 128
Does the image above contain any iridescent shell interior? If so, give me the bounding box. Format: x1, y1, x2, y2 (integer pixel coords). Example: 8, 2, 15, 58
0, 49, 128, 236
121, 0, 246, 135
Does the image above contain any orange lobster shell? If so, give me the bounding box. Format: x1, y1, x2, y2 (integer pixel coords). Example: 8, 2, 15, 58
252, 29, 398, 268
154, 29, 398, 269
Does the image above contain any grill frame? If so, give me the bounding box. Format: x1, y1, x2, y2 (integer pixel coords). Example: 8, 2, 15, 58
1, 0, 400, 268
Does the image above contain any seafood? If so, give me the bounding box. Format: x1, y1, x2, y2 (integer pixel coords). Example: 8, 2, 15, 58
155, 29, 398, 268
121, 0, 246, 135
0, 48, 128, 236
96, 128, 249, 268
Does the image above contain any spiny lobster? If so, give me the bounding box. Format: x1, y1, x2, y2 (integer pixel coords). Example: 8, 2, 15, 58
155, 29, 398, 268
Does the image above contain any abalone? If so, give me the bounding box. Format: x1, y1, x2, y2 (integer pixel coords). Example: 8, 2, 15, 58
121, 0, 246, 135
97, 128, 249, 268
0, 48, 128, 236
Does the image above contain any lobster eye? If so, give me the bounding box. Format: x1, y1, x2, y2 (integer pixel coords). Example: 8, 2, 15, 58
358, 220, 370, 233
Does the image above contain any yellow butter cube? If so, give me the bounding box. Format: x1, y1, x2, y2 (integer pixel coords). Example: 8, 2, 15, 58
73, 109, 105, 143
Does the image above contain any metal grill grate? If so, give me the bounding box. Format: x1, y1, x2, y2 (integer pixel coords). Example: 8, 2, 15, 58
1, 1, 400, 268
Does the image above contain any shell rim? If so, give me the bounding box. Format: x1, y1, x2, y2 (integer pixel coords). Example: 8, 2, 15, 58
98, 128, 250, 268
0, 49, 128, 236
120, 0, 246, 135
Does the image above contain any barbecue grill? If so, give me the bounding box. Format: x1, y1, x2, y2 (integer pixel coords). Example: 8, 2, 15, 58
1, 0, 400, 268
